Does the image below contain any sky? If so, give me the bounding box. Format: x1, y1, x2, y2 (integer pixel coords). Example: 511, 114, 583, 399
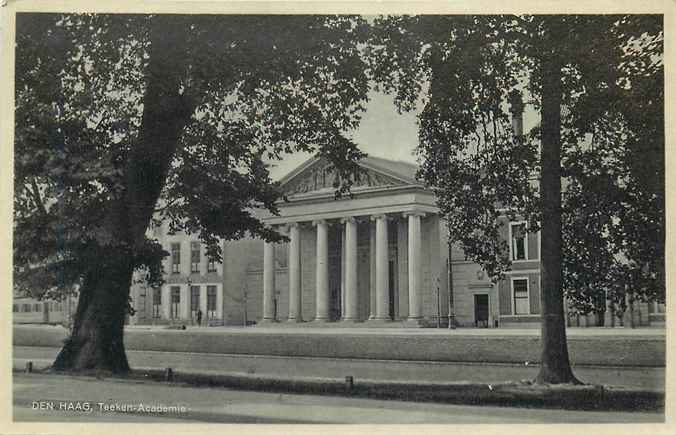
267, 89, 541, 181
267, 90, 420, 180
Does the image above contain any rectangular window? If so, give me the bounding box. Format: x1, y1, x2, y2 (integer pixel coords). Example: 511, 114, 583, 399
513, 278, 530, 315
22, 304, 31, 312
152, 288, 162, 318
510, 222, 528, 261
190, 285, 200, 316
12, 305, 18, 313
207, 285, 217, 319
171, 243, 181, 274
170, 286, 181, 319
207, 258, 217, 273
191, 242, 201, 273
34, 303, 41, 312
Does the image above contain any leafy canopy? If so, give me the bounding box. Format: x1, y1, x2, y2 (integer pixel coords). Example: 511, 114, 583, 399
368, 15, 664, 305
14, 14, 372, 298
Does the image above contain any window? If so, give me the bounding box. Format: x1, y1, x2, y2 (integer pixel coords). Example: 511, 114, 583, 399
22, 304, 31, 312
207, 258, 217, 273
152, 288, 162, 318
12, 305, 18, 313
207, 285, 217, 319
190, 285, 200, 317
510, 222, 528, 261
171, 243, 181, 274
191, 242, 201, 273
34, 303, 41, 312
512, 278, 530, 315
170, 286, 181, 319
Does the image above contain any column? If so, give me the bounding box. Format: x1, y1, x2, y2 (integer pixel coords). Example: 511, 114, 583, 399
405, 211, 424, 322
368, 221, 376, 319
314, 220, 330, 321
216, 284, 223, 321
199, 285, 208, 322
340, 224, 346, 318
343, 217, 359, 321
372, 214, 390, 321
262, 241, 276, 322
180, 284, 190, 320
287, 223, 302, 322
182, 240, 191, 276
162, 286, 171, 320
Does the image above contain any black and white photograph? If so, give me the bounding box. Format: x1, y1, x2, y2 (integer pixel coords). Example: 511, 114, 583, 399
2, 0, 671, 431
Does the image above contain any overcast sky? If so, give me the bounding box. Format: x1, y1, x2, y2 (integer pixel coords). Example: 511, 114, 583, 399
267, 89, 540, 181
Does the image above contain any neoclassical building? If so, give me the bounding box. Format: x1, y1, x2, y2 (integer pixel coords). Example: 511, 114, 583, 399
128, 155, 664, 328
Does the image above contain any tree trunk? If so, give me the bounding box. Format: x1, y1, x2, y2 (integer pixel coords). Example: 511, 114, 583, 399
52, 16, 194, 374
53, 255, 134, 373
535, 29, 580, 384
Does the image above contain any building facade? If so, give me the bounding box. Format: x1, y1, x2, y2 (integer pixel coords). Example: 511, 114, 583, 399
128, 155, 665, 328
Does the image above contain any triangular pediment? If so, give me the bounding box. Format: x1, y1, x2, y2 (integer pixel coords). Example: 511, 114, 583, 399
280, 157, 412, 196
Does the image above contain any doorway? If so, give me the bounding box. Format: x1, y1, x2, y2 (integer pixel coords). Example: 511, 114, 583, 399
474, 294, 489, 328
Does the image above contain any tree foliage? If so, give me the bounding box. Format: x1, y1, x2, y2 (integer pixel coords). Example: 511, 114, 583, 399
368, 15, 663, 292
368, 14, 663, 383
14, 13, 371, 372
15, 13, 371, 295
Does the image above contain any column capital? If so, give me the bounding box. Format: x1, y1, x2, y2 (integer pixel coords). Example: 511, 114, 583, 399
286, 222, 300, 230
340, 216, 357, 224
312, 219, 327, 227
370, 213, 389, 221
402, 210, 426, 218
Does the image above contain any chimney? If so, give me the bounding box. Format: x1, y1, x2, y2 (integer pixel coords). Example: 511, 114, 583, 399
508, 89, 525, 137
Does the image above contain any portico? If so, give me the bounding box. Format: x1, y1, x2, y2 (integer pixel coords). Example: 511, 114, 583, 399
257, 156, 449, 326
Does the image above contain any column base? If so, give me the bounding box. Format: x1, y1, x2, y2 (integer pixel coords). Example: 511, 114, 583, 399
403, 318, 425, 328
341, 318, 360, 324
287, 317, 304, 323
366, 317, 393, 325
258, 318, 278, 325
312, 317, 330, 323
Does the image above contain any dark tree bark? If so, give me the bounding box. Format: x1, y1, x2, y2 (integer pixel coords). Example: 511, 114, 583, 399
52, 16, 195, 374
535, 26, 580, 384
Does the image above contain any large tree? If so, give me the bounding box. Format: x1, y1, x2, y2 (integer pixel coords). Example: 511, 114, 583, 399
14, 13, 371, 373
368, 15, 663, 383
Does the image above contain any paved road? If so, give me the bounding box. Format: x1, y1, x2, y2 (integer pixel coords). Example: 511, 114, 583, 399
14, 346, 665, 390
13, 373, 663, 423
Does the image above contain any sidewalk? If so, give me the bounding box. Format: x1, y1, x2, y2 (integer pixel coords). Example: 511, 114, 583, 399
124, 323, 666, 337
13, 358, 664, 413
14, 373, 664, 423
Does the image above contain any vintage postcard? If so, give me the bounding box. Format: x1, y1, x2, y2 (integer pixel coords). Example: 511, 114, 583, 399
1, 0, 673, 434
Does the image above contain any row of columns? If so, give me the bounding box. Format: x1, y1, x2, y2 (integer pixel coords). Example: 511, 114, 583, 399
262, 211, 426, 323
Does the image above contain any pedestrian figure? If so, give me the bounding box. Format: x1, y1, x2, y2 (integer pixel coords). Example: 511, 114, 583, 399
196, 309, 203, 327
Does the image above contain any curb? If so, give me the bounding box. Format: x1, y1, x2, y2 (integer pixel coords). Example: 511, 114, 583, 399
14, 360, 664, 412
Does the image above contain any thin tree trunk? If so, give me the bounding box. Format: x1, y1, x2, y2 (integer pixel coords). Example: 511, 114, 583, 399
535, 26, 580, 384
52, 16, 194, 374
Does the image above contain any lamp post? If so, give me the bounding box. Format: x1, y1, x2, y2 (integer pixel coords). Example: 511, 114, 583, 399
436, 278, 441, 328
447, 254, 456, 330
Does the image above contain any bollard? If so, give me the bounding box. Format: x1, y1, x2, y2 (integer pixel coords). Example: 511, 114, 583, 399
165, 367, 174, 382
25, 361, 33, 373
345, 376, 354, 393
